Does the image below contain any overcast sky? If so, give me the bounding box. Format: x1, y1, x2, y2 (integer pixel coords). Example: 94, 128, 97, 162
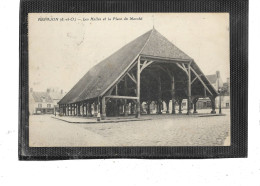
29, 13, 229, 93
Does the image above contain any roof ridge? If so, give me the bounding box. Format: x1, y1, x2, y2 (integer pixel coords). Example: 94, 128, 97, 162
139, 28, 154, 54
99, 29, 153, 97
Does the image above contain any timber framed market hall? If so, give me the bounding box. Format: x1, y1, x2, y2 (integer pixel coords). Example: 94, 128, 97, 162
58, 28, 218, 119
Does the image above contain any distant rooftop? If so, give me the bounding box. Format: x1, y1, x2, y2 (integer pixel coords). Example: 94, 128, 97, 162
206, 74, 218, 84
31, 92, 53, 103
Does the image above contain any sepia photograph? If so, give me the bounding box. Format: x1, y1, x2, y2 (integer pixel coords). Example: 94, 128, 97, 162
28, 13, 230, 147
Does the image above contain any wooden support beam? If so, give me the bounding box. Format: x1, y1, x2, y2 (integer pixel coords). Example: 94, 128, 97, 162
190, 67, 213, 96
136, 57, 141, 118
191, 76, 198, 85
166, 100, 170, 113
140, 60, 147, 70
171, 76, 176, 114
101, 97, 106, 119
178, 99, 183, 114
157, 74, 162, 114
82, 102, 85, 117
139, 55, 191, 64
114, 85, 118, 116
86, 103, 91, 116
105, 97, 111, 103
210, 96, 216, 114
124, 76, 128, 116
182, 63, 187, 71
140, 60, 153, 73
105, 95, 139, 100
187, 64, 192, 115
176, 63, 188, 75
127, 72, 137, 84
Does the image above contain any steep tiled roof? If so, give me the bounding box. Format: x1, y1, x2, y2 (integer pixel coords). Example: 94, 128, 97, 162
206, 74, 218, 84
59, 29, 217, 104
32, 92, 53, 103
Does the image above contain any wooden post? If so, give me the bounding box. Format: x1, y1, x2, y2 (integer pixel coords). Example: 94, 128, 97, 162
178, 99, 183, 114
98, 98, 101, 116
114, 85, 118, 117
187, 63, 192, 115
82, 102, 85, 117
85, 103, 87, 116
136, 57, 141, 118
130, 102, 133, 115
157, 75, 162, 114
85, 102, 87, 116
166, 100, 170, 114
210, 96, 216, 114
101, 97, 106, 120
79, 103, 82, 116
90, 103, 93, 116
86, 103, 89, 116
147, 101, 151, 114
171, 76, 176, 114
77, 103, 79, 115
124, 76, 128, 116
94, 102, 97, 116
124, 100, 128, 116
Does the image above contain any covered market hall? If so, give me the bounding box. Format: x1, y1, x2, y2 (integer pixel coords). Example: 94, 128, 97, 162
58, 28, 218, 120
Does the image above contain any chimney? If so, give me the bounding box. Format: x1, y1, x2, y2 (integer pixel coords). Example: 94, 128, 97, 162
30, 88, 33, 93
61, 89, 63, 94
216, 71, 220, 78
47, 88, 50, 93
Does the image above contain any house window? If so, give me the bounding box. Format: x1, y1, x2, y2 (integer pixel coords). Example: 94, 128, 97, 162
47, 104, 51, 108
226, 103, 229, 107
38, 104, 42, 108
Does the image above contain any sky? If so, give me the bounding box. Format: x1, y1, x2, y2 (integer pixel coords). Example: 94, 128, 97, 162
29, 13, 229, 93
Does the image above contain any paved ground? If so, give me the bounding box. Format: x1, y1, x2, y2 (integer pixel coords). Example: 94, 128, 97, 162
29, 109, 230, 147
52, 115, 151, 123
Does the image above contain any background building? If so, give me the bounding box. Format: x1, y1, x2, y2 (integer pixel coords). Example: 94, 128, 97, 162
29, 89, 54, 114
196, 72, 230, 110
29, 88, 65, 115
48, 88, 66, 114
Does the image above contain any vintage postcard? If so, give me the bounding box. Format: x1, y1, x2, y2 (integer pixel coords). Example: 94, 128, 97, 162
28, 13, 230, 147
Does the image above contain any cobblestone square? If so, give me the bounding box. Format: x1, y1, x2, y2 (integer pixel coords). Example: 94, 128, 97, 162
29, 109, 230, 147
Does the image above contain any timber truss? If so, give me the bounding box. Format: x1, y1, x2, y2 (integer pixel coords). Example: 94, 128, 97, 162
59, 55, 218, 119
